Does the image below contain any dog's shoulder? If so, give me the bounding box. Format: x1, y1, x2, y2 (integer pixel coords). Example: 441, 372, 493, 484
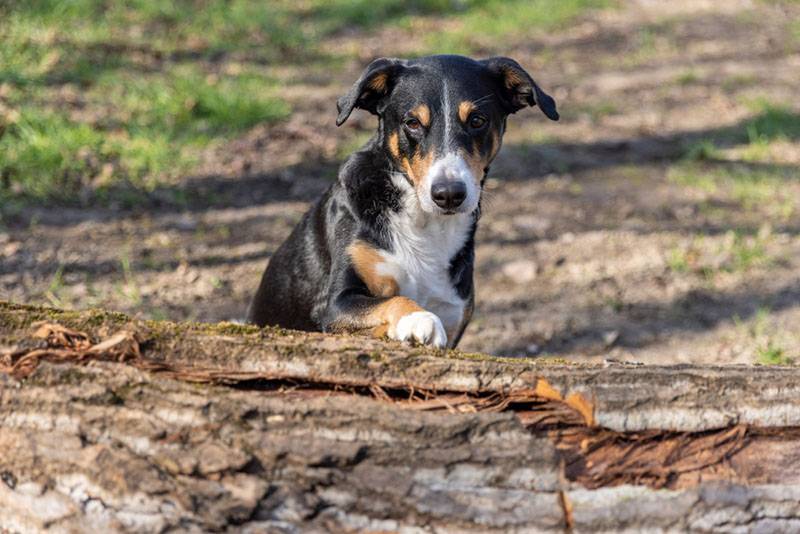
335, 145, 403, 231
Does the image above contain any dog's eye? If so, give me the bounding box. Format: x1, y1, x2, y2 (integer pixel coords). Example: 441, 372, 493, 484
468, 114, 487, 130
404, 118, 422, 131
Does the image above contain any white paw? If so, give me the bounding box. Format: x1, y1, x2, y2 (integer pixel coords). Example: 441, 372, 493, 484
392, 311, 448, 348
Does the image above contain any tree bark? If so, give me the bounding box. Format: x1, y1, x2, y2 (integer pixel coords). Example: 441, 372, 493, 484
2, 301, 800, 532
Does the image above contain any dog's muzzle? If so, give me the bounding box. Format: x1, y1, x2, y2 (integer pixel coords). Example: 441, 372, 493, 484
421, 153, 479, 214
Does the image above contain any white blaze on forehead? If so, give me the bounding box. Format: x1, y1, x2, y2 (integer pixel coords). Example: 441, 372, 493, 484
443, 77, 452, 144
419, 153, 480, 214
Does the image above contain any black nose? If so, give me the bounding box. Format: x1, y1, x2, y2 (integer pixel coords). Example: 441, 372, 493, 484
431, 181, 467, 210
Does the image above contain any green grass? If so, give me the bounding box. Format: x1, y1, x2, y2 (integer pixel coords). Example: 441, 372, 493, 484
680, 100, 800, 162
420, 0, 612, 54
721, 73, 757, 93
44, 265, 66, 308
759, 0, 800, 6
0, 2, 297, 204
670, 100, 800, 219
565, 101, 619, 123
666, 228, 774, 277
682, 139, 722, 162
727, 230, 770, 271
748, 307, 794, 365
117, 249, 142, 306
757, 342, 794, 365
666, 247, 691, 273
671, 161, 796, 216
734, 306, 795, 365
1, 70, 289, 202
675, 70, 700, 85
616, 20, 679, 67
743, 100, 800, 142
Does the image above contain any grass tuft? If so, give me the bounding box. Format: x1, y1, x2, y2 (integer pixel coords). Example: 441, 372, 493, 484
757, 342, 794, 365
666, 227, 774, 277
675, 70, 700, 85
744, 101, 800, 142
682, 139, 722, 162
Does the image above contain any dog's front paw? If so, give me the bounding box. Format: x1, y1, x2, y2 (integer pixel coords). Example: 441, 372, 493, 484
392, 311, 448, 348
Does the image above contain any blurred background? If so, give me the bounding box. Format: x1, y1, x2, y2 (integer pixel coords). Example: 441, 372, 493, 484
1, 0, 799, 364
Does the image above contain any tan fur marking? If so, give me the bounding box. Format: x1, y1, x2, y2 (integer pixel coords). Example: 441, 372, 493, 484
327, 295, 425, 339
410, 104, 431, 128
411, 150, 434, 186
502, 66, 525, 89
401, 149, 435, 187
458, 101, 477, 123
367, 72, 388, 92
371, 323, 390, 338
460, 127, 501, 183
388, 131, 400, 159
460, 145, 486, 185
348, 240, 398, 298
368, 297, 425, 334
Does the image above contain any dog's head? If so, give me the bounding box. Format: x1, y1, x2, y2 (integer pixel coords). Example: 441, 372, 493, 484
337, 55, 558, 215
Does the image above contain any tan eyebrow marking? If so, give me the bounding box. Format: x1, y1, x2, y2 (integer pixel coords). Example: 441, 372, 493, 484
458, 101, 477, 123
410, 104, 431, 128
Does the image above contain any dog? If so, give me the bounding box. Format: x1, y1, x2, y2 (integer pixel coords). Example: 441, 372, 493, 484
248, 55, 558, 348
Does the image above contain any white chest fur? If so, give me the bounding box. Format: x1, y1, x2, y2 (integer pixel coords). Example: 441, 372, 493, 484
376, 192, 471, 340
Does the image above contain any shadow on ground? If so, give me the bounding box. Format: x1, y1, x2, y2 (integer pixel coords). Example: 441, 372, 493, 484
490, 277, 800, 357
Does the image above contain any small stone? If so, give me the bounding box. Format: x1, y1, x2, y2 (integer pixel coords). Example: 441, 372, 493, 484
502, 260, 538, 283
603, 330, 620, 347
174, 214, 198, 232
2, 242, 20, 257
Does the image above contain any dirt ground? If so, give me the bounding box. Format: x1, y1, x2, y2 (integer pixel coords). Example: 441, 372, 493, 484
2, 0, 799, 364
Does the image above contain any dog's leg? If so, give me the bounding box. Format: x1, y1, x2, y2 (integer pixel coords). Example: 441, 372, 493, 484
323, 288, 447, 348
322, 241, 448, 347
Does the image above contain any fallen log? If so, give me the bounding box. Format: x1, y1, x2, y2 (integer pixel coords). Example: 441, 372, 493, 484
1, 301, 800, 532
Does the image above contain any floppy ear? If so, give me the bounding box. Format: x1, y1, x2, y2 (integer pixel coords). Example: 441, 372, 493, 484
336, 57, 407, 126
479, 57, 559, 121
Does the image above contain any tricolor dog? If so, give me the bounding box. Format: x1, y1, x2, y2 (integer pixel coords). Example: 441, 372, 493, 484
248, 55, 558, 348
